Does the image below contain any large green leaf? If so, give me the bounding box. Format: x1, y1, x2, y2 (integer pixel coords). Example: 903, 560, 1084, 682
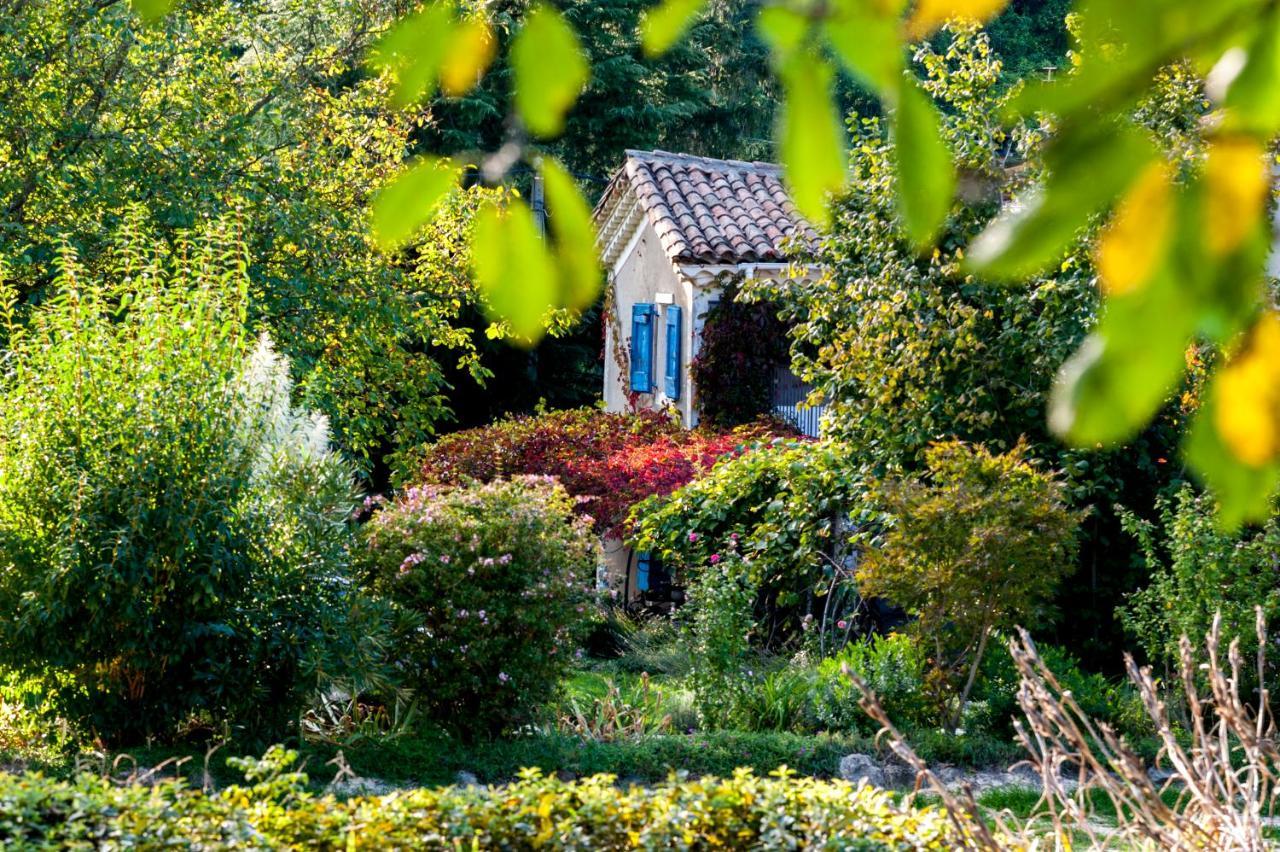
1010, 0, 1258, 123
966, 120, 1156, 280
473, 200, 558, 342
824, 4, 902, 94
893, 76, 953, 248
777, 54, 846, 230
755, 6, 809, 59
1224, 11, 1280, 135
540, 158, 601, 311
641, 0, 708, 57
1048, 282, 1195, 448
512, 5, 589, 138
369, 2, 457, 108
131, 0, 176, 22
371, 157, 459, 249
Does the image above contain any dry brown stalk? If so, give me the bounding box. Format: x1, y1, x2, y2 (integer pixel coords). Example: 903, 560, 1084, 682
853, 607, 1280, 850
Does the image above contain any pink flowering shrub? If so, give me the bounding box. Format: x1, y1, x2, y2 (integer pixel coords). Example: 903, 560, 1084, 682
360, 477, 599, 737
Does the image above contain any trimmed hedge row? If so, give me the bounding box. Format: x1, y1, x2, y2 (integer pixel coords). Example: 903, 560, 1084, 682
0, 759, 972, 849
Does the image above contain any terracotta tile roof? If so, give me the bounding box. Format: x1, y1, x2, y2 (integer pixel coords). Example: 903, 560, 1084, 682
594, 150, 819, 266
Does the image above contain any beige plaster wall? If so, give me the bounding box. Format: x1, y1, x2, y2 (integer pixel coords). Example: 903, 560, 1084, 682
603, 219, 697, 425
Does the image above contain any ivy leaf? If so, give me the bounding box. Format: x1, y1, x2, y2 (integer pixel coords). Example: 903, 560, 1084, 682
130, 0, 175, 22
439, 17, 496, 97
967, 120, 1156, 280
540, 158, 600, 311
641, 0, 708, 57
893, 76, 953, 248
512, 6, 589, 138
371, 157, 459, 249
777, 53, 846, 230
906, 0, 1010, 40
370, 2, 457, 108
473, 200, 558, 342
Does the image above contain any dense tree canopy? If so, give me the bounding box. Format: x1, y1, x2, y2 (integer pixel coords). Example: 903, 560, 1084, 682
747, 29, 1194, 665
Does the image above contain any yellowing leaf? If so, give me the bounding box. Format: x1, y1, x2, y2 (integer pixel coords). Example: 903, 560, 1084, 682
1215, 312, 1280, 467
512, 6, 589, 138
371, 157, 459, 249
440, 17, 495, 97
540, 159, 601, 311
1205, 136, 1268, 256
370, 3, 457, 108
131, 0, 176, 22
473, 200, 558, 342
641, 0, 708, 57
906, 0, 1010, 40
777, 53, 846, 229
1095, 161, 1173, 297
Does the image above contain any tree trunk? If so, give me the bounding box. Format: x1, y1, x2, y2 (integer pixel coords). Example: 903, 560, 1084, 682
953, 622, 993, 730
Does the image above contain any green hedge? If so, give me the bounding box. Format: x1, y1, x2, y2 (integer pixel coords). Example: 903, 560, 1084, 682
0, 756, 971, 849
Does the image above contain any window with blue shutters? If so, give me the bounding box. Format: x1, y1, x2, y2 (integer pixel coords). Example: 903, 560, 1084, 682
664, 305, 682, 400
629, 304, 655, 392
636, 551, 651, 592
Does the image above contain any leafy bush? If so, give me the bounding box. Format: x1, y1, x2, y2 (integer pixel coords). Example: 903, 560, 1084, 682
0, 755, 971, 849
685, 552, 759, 729
361, 477, 598, 738
629, 439, 878, 648
859, 440, 1084, 727
1120, 484, 1280, 679
811, 634, 930, 735
973, 640, 1152, 743
0, 227, 377, 744
398, 408, 785, 536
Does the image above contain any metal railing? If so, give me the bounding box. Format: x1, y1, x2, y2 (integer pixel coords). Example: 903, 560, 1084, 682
770, 365, 825, 437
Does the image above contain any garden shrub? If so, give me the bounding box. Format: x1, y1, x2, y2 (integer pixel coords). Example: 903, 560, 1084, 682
398, 407, 784, 535
0, 227, 379, 744
859, 440, 1084, 727
0, 754, 971, 849
684, 551, 759, 730
629, 439, 879, 649
810, 634, 930, 736
973, 640, 1153, 743
361, 477, 599, 738
1120, 484, 1280, 681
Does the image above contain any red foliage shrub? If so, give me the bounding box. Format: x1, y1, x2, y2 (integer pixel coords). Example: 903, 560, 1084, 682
402, 408, 789, 537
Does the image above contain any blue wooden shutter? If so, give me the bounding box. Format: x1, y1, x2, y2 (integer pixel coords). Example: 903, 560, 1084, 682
630, 304, 655, 392
664, 305, 682, 400
636, 551, 651, 592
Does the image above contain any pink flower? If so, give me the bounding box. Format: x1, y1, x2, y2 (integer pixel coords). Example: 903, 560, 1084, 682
709, 553, 720, 564
498, 671, 510, 684
440, 554, 451, 564
688, 532, 699, 543
837, 619, 848, 630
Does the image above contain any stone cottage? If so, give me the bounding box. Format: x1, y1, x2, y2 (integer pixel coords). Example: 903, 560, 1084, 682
592, 150, 825, 604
